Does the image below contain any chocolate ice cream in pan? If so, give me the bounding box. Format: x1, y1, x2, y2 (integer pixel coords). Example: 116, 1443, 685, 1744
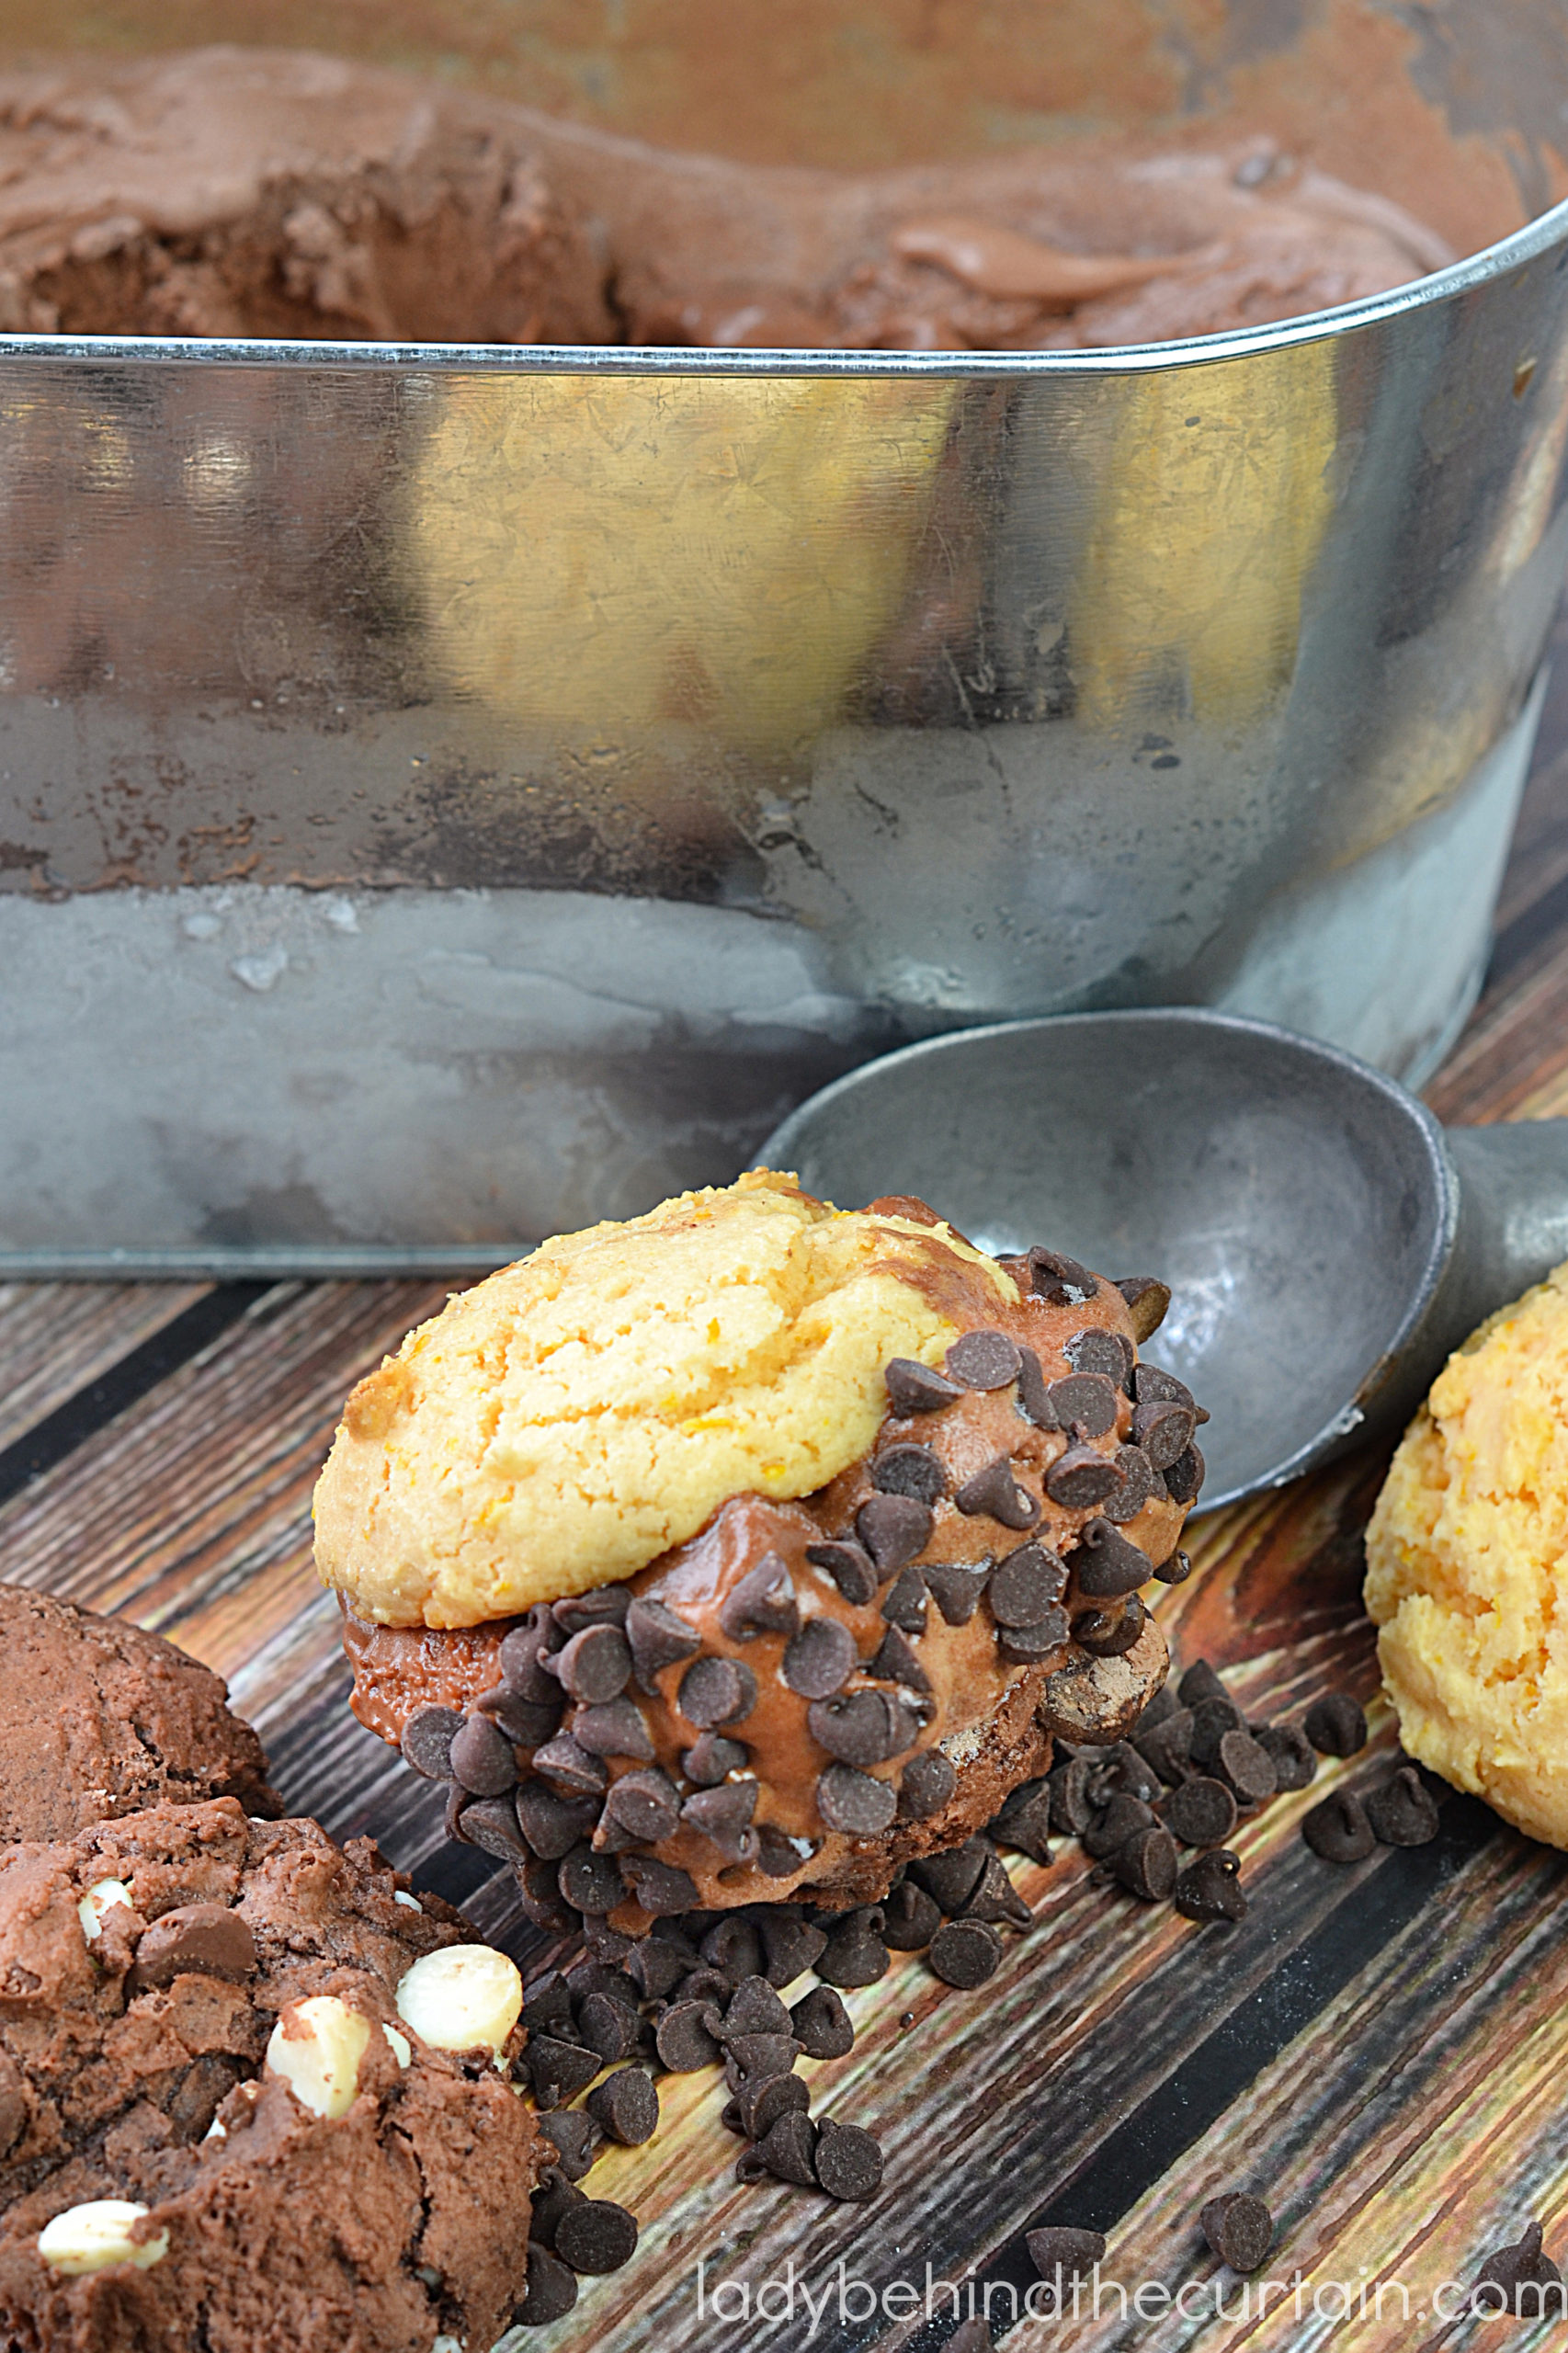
316, 1172, 1205, 1933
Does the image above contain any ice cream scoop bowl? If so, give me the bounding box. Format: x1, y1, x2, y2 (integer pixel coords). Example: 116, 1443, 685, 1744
761, 1008, 1568, 1509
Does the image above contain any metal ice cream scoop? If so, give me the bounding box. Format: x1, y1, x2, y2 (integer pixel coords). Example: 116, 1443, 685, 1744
760, 1007, 1568, 1512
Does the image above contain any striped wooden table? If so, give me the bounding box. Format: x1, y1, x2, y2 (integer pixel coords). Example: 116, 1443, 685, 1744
6, 623, 1568, 2350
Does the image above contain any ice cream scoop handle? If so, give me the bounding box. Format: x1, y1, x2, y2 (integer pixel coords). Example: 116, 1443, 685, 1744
1437, 1120, 1568, 1350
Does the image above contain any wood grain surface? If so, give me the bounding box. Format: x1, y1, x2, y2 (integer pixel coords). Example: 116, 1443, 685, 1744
7, 622, 1568, 2350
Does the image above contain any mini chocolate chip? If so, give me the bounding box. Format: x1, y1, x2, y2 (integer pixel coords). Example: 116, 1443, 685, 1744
516, 2243, 580, 2322
573, 1697, 656, 1762
1301, 1789, 1376, 1863
604, 1767, 681, 1844
857, 1493, 934, 1574
536, 2109, 600, 2182
527, 2036, 601, 2109
818, 1909, 890, 1987
1215, 1729, 1278, 1807
749, 2110, 820, 2187
1047, 1444, 1124, 1511
955, 1456, 1041, 1529
881, 1564, 929, 1633
909, 1837, 989, 1914
1114, 1277, 1171, 1340
1175, 1848, 1247, 1922
575, 1992, 642, 2065
872, 1444, 948, 1505
1026, 1248, 1096, 1307
1254, 1724, 1317, 1791
790, 1983, 855, 2057
552, 1586, 631, 1634
884, 1356, 966, 1415
816, 1763, 897, 1836
1026, 2226, 1107, 2287
1067, 1518, 1151, 1599
922, 1563, 990, 1625
718, 1554, 800, 1643
1101, 1446, 1157, 1526
1016, 1346, 1054, 1427
810, 1688, 916, 1767
1472, 2221, 1562, 2315
585, 2066, 658, 2146
720, 1975, 791, 2040
681, 1780, 758, 1860
553, 2199, 640, 2275
960, 1849, 1031, 1927
1366, 1765, 1440, 1847
1073, 1597, 1146, 1657
989, 1540, 1067, 1626
459, 1794, 532, 1863
757, 1910, 827, 1985
998, 1610, 1072, 1663
1083, 1793, 1159, 1859
782, 1616, 858, 1699
881, 1879, 942, 1949
729, 2070, 810, 2142
682, 1732, 749, 1786
1132, 1394, 1197, 1470
554, 1624, 633, 1706
897, 1747, 958, 1819
618, 1855, 699, 1914
989, 1779, 1052, 1863
1112, 1824, 1178, 1901
128, 1904, 256, 1990
1164, 1776, 1238, 1848
1045, 1373, 1119, 1438
1048, 1754, 1097, 1836
625, 1597, 700, 1693
530, 1734, 609, 1799
929, 1917, 1005, 1987
1065, 1328, 1135, 1390
946, 1329, 1022, 1389
516, 1780, 601, 1860
805, 1540, 879, 1606
677, 1655, 757, 1729
558, 1843, 625, 1916
401, 1704, 463, 1780
472, 1684, 562, 1748
1153, 1549, 1195, 1585
654, 1999, 723, 2072
1177, 1660, 1228, 1709
1187, 1696, 1246, 1768
870, 1626, 932, 1693
1302, 1693, 1369, 1756
1162, 1443, 1205, 1504
1136, 1706, 1195, 1786
1200, 2191, 1273, 2273
814, 2118, 885, 2201
756, 1824, 815, 1879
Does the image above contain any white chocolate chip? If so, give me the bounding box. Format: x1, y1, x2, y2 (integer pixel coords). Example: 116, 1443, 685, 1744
265, 1995, 371, 2120
76, 1880, 133, 1943
382, 2024, 412, 2070
394, 1945, 521, 2060
393, 1891, 424, 1913
38, 2200, 169, 2276
203, 2118, 226, 2143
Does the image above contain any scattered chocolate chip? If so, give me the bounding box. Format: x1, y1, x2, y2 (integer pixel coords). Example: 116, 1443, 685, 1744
472, 1685, 562, 1748
956, 1456, 1041, 1529
459, 1793, 531, 1863
527, 2035, 601, 2109
989, 1779, 1052, 1863
572, 1697, 656, 1762
675, 1967, 733, 2012
813, 2118, 885, 2202
1073, 1597, 1146, 1656
554, 2199, 640, 2275
870, 1625, 932, 1693
585, 2066, 658, 2146
1215, 1729, 1278, 1807
1065, 1328, 1135, 1390
1112, 1825, 1178, 1901
626, 1936, 695, 2002
517, 1856, 578, 1932
998, 1609, 1072, 1662
748, 2109, 820, 2188
818, 1908, 890, 1987
1132, 1394, 1197, 1470
1083, 1793, 1158, 1859
677, 1655, 757, 1730
1048, 1754, 1097, 1836
566, 1959, 638, 2012
516, 1781, 602, 1860
857, 1493, 935, 1574
723, 2031, 801, 2089
1135, 1686, 1179, 1733
536, 2109, 600, 2181
1187, 1695, 1246, 1768
960, 1849, 1031, 1927
1115, 1277, 1171, 1340
989, 1540, 1067, 1626
618, 1855, 699, 1914
872, 1444, 948, 1504
1162, 1444, 1205, 1504
654, 2000, 723, 2072
897, 1747, 958, 1819
729, 2076, 810, 2144
1153, 1549, 1195, 1585
1200, 2191, 1273, 2273
552, 1586, 631, 1634
881, 1879, 942, 1949
603, 1767, 680, 1845
880, 1565, 929, 1634
401, 1703, 463, 1781
576, 1992, 642, 2064
1047, 1444, 1124, 1511
719, 1975, 791, 2040
809, 1688, 917, 1767
128, 1904, 256, 1990
1085, 1741, 1162, 1807
757, 1910, 827, 1985
884, 1356, 966, 1415
681, 1732, 749, 1786
1069, 1518, 1152, 1599
719, 1554, 800, 1643
790, 1983, 856, 2058
531, 1734, 609, 1798
583, 1921, 634, 1967
781, 1616, 857, 1699
1045, 1373, 1119, 1438
1027, 1248, 1096, 1307
929, 1917, 1005, 1987
1177, 1661, 1228, 1709
1026, 2225, 1107, 2287
946, 1329, 1022, 1390
1175, 1848, 1247, 1923
625, 1597, 700, 1693
558, 1843, 625, 1916
922, 1562, 990, 1626
1301, 1789, 1376, 1863
554, 1624, 633, 1705
806, 1540, 879, 1607
1472, 2221, 1562, 2316
1165, 1776, 1238, 1847
700, 1915, 764, 1985
516, 2243, 579, 2324
530, 2166, 586, 2253
909, 1838, 990, 1915
1253, 1724, 1316, 1791
1302, 1692, 1369, 1757
816, 1763, 897, 1836
1136, 1706, 1195, 1787
1367, 1765, 1440, 1847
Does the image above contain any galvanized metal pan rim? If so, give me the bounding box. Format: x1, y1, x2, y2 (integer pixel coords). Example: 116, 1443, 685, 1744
0, 196, 1562, 379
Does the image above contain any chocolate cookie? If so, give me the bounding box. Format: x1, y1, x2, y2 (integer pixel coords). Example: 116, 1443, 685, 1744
0, 1799, 540, 2351
0, 1586, 278, 1843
